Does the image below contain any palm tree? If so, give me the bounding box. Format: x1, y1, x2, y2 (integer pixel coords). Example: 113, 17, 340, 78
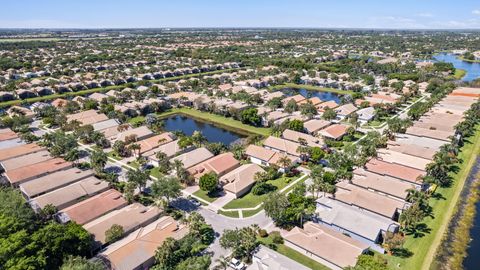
213, 256, 229, 270
128, 143, 141, 158
277, 155, 292, 172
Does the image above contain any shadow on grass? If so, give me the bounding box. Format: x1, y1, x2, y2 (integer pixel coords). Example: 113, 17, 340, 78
392, 248, 414, 258
405, 223, 431, 238
431, 192, 446, 201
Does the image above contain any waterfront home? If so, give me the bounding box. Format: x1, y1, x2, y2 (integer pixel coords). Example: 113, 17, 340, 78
282, 94, 306, 105
220, 163, 265, 198
29, 177, 109, 212
133, 132, 176, 157
263, 136, 301, 157
316, 100, 339, 112
170, 147, 214, 169
187, 152, 240, 181
319, 124, 349, 140
245, 144, 297, 167
364, 159, 425, 185
98, 216, 188, 270
376, 149, 430, 171
57, 189, 127, 225
84, 203, 161, 246
315, 197, 399, 252
263, 110, 289, 126
298, 96, 323, 106
351, 168, 416, 200
283, 222, 369, 270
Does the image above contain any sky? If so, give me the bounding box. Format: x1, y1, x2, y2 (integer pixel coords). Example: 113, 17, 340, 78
1, 0, 480, 29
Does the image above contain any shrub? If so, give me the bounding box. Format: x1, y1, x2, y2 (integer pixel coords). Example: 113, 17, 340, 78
258, 229, 268, 238
270, 231, 284, 244
252, 182, 277, 195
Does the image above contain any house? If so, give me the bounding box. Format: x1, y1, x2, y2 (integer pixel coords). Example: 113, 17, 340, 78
356, 107, 376, 124
282, 129, 324, 148
133, 133, 176, 157
92, 119, 120, 132
364, 159, 425, 185
376, 149, 430, 171
283, 222, 369, 270
282, 94, 306, 105
170, 147, 214, 169
7, 106, 35, 119
88, 92, 109, 102
245, 144, 295, 167
0, 150, 52, 172
387, 133, 446, 160
4, 158, 73, 186
84, 203, 161, 246
51, 98, 69, 108
334, 182, 407, 220
220, 163, 265, 198
334, 103, 357, 121
114, 126, 154, 142
187, 152, 240, 181
351, 168, 416, 200
298, 96, 323, 106
145, 140, 185, 164
248, 245, 311, 270
67, 109, 109, 126
315, 197, 399, 252
263, 136, 302, 157
0, 128, 19, 142
0, 143, 45, 162
57, 189, 127, 225
98, 216, 188, 270
319, 124, 349, 140
19, 168, 94, 199
303, 119, 331, 135
29, 177, 109, 212
263, 110, 289, 126
316, 100, 339, 112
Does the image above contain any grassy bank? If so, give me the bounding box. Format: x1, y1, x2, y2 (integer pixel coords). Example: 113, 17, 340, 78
0, 68, 242, 108
385, 126, 480, 269
154, 107, 271, 137
452, 69, 467, 80
269, 83, 355, 95
458, 57, 480, 63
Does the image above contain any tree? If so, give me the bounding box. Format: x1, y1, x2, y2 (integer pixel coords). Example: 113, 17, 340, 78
151, 176, 182, 207
178, 135, 194, 149
399, 203, 425, 232
383, 232, 405, 255
176, 255, 211, 270
60, 256, 104, 270
192, 131, 207, 147
213, 255, 229, 270
277, 155, 292, 171
240, 108, 261, 126
300, 101, 317, 118
90, 149, 107, 173
288, 119, 304, 132
206, 142, 226, 155
113, 140, 131, 157
156, 151, 171, 174
284, 99, 298, 113
199, 172, 219, 194
344, 254, 390, 270
220, 226, 258, 261
105, 224, 124, 243
322, 107, 337, 120
154, 237, 178, 269
309, 147, 325, 163
126, 169, 149, 193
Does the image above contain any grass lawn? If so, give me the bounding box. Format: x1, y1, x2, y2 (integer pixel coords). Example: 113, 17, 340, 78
126, 160, 140, 169
0, 68, 243, 108
157, 107, 271, 137
217, 210, 239, 218
149, 167, 162, 179
385, 126, 480, 269
257, 235, 330, 270
452, 69, 467, 80
128, 116, 146, 125
223, 176, 296, 209
269, 83, 355, 95
107, 151, 122, 161
193, 189, 220, 203
243, 208, 263, 218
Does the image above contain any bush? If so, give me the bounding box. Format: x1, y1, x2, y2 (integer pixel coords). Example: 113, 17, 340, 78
270, 231, 284, 244
258, 229, 268, 238
252, 182, 277, 195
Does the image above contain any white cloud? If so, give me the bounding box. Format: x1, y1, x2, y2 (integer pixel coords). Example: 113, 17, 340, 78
417, 12, 433, 18
473, 10, 480, 15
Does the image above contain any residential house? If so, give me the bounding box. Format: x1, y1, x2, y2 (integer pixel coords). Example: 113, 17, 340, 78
319, 124, 349, 140
187, 152, 240, 181
170, 147, 214, 169
220, 164, 265, 198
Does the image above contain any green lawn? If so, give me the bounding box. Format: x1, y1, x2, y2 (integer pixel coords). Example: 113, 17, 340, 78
217, 210, 239, 218
149, 167, 162, 179
193, 189, 220, 203
243, 208, 263, 218
258, 235, 330, 270
269, 83, 355, 95
0, 68, 243, 108
223, 176, 296, 209
107, 151, 122, 161
128, 116, 146, 125
452, 69, 467, 80
385, 126, 480, 270
157, 107, 271, 136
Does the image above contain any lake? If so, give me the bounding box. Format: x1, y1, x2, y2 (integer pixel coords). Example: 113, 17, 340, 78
433, 53, 480, 82
463, 157, 480, 270
282, 88, 342, 103
162, 114, 245, 145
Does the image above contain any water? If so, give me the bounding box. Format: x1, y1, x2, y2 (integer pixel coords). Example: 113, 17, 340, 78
463, 157, 480, 270
162, 115, 245, 145
282, 88, 342, 103
432, 53, 480, 82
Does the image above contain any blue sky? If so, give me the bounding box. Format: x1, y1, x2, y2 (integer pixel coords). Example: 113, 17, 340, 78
1, 0, 480, 29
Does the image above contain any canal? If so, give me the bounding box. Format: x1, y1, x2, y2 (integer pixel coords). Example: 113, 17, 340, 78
162, 114, 245, 145
433, 53, 480, 82
463, 157, 480, 270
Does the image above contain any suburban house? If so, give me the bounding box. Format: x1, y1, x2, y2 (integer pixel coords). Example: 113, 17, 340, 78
282, 94, 306, 105
4, 158, 73, 186
0, 143, 45, 162
263, 136, 302, 157
319, 124, 349, 140
356, 107, 376, 124
132, 132, 176, 157
187, 152, 240, 181
57, 189, 128, 225
84, 203, 162, 247
283, 222, 369, 270
245, 144, 297, 167
315, 196, 399, 252
67, 109, 109, 126
282, 129, 324, 148
364, 159, 425, 185
220, 163, 265, 198
303, 119, 331, 135
248, 245, 311, 270
114, 126, 154, 142
98, 216, 188, 270
376, 149, 430, 171
0, 150, 52, 172
170, 147, 214, 169
334, 103, 358, 121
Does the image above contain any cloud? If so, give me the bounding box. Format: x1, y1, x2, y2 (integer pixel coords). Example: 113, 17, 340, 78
473, 10, 480, 15
417, 12, 433, 18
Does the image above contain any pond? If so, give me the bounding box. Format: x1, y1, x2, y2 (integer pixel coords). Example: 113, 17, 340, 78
162, 114, 245, 145
432, 53, 480, 82
281, 88, 342, 103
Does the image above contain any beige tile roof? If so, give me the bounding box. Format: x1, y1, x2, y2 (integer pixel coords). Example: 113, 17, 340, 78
0, 128, 18, 142
0, 150, 52, 171
246, 144, 276, 162
84, 203, 162, 245
145, 140, 181, 158
170, 147, 214, 169
263, 136, 301, 157
188, 152, 240, 179
60, 189, 127, 225
352, 168, 414, 200
0, 143, 44, 161
319, 124, 349, 140
5, 158, 72, 185
282, 129, 323, 147
283, 222, 368, 268
364, 159, 425, 184
135, 133, 175, 154
376, 149, 430, 171
303, 119, 331, 134
221, 164, 265, 195
116, 126, 153, 141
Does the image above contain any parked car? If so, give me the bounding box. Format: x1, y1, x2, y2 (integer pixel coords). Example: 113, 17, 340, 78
229, 258, 246, 270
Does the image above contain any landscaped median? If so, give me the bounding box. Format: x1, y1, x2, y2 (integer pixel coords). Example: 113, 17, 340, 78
385, 125, 480, 269
269, 82, 355, 95
0, 68, 244, 108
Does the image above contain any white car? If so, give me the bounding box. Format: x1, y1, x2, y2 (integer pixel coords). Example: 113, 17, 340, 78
229, 258, 246, 270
